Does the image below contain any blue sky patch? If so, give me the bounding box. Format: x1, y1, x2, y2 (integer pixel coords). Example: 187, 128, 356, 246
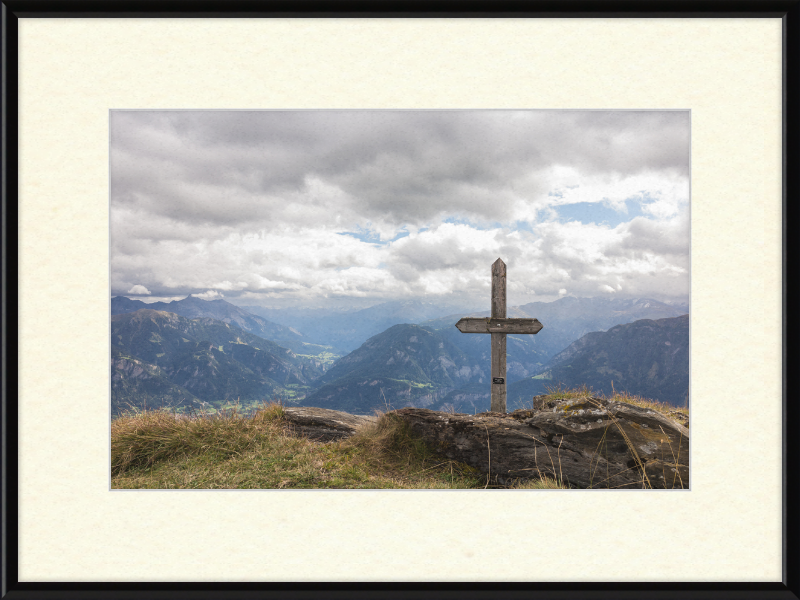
337, 227, 411, 245
337, 229, 381, 244
554, 197, 651, 227
442, 216, 503, 231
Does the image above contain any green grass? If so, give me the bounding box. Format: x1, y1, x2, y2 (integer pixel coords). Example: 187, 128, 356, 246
111, 402, 564, 489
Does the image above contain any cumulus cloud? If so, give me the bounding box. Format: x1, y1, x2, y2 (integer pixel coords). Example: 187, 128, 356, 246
127, 285, 151, 295
192, 290, 225, 300
110, 110, 690, 307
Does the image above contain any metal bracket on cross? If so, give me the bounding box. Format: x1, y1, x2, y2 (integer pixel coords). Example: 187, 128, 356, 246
455, 258, 543, 413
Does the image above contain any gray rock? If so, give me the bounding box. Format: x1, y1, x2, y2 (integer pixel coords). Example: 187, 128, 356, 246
391, 396, 689, 489
282, 406, 377, 442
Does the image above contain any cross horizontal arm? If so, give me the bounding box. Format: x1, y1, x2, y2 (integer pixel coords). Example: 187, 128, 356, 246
455, 317, 544, 334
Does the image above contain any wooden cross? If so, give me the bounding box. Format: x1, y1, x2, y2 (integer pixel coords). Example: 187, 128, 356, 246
455, 258, 543, 413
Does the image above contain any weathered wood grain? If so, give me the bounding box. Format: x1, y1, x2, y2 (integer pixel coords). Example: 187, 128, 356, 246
454, 318, 544, 334
491, 332, 506, 412
491, 258, 506, 320
491, 259, 506, 412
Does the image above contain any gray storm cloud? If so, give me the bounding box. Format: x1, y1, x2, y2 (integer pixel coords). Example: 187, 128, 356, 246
110, 110, 690, 306
111, 110, 689, 227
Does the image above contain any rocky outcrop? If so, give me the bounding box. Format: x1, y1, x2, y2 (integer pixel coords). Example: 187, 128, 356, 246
391, 396, 689, 489
666, 410, 689, 429
282, 407, 377, 442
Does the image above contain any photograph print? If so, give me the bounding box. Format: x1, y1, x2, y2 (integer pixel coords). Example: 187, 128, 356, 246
110, 110, 690, 490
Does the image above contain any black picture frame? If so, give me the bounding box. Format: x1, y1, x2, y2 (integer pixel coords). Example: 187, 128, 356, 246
2, 2, 796, 598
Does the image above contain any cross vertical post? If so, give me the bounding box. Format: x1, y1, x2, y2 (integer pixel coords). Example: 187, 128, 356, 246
491, 258, 507, 412
455, 259, 544, 413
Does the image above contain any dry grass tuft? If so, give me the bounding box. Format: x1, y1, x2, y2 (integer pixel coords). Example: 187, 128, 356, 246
542, 382, 594, 401
339, 412, 486, 488
543, 382, 688, 422
112, 403, 503, 489
111, 401, 286, 477
511, 475, 569, 489
604, 389, 688, 421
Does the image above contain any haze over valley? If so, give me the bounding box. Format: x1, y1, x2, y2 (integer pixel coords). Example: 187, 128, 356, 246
111, 295, 690, 415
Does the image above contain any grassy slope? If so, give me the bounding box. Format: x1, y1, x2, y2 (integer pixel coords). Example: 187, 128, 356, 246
111, 387, 687, 490
111, 402, 562, 490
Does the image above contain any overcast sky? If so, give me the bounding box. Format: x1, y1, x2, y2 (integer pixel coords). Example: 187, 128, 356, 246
110, 110, 690, 310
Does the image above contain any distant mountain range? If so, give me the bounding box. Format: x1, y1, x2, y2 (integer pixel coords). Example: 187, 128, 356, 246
112, 295, 307, 344
536, 314, 690, 406
111, 295, 344, 366
111, 309, 326, 415
241, 296, 687, 392
110, 295, 690, 416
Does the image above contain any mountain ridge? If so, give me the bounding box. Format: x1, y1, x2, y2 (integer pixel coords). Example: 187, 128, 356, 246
112, 296, 345, 364
112, 295, 308, 345
110, 296, 690, 415
111, 309, 327, 415
301, 324, 480, 414
541, 314, 689, 406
